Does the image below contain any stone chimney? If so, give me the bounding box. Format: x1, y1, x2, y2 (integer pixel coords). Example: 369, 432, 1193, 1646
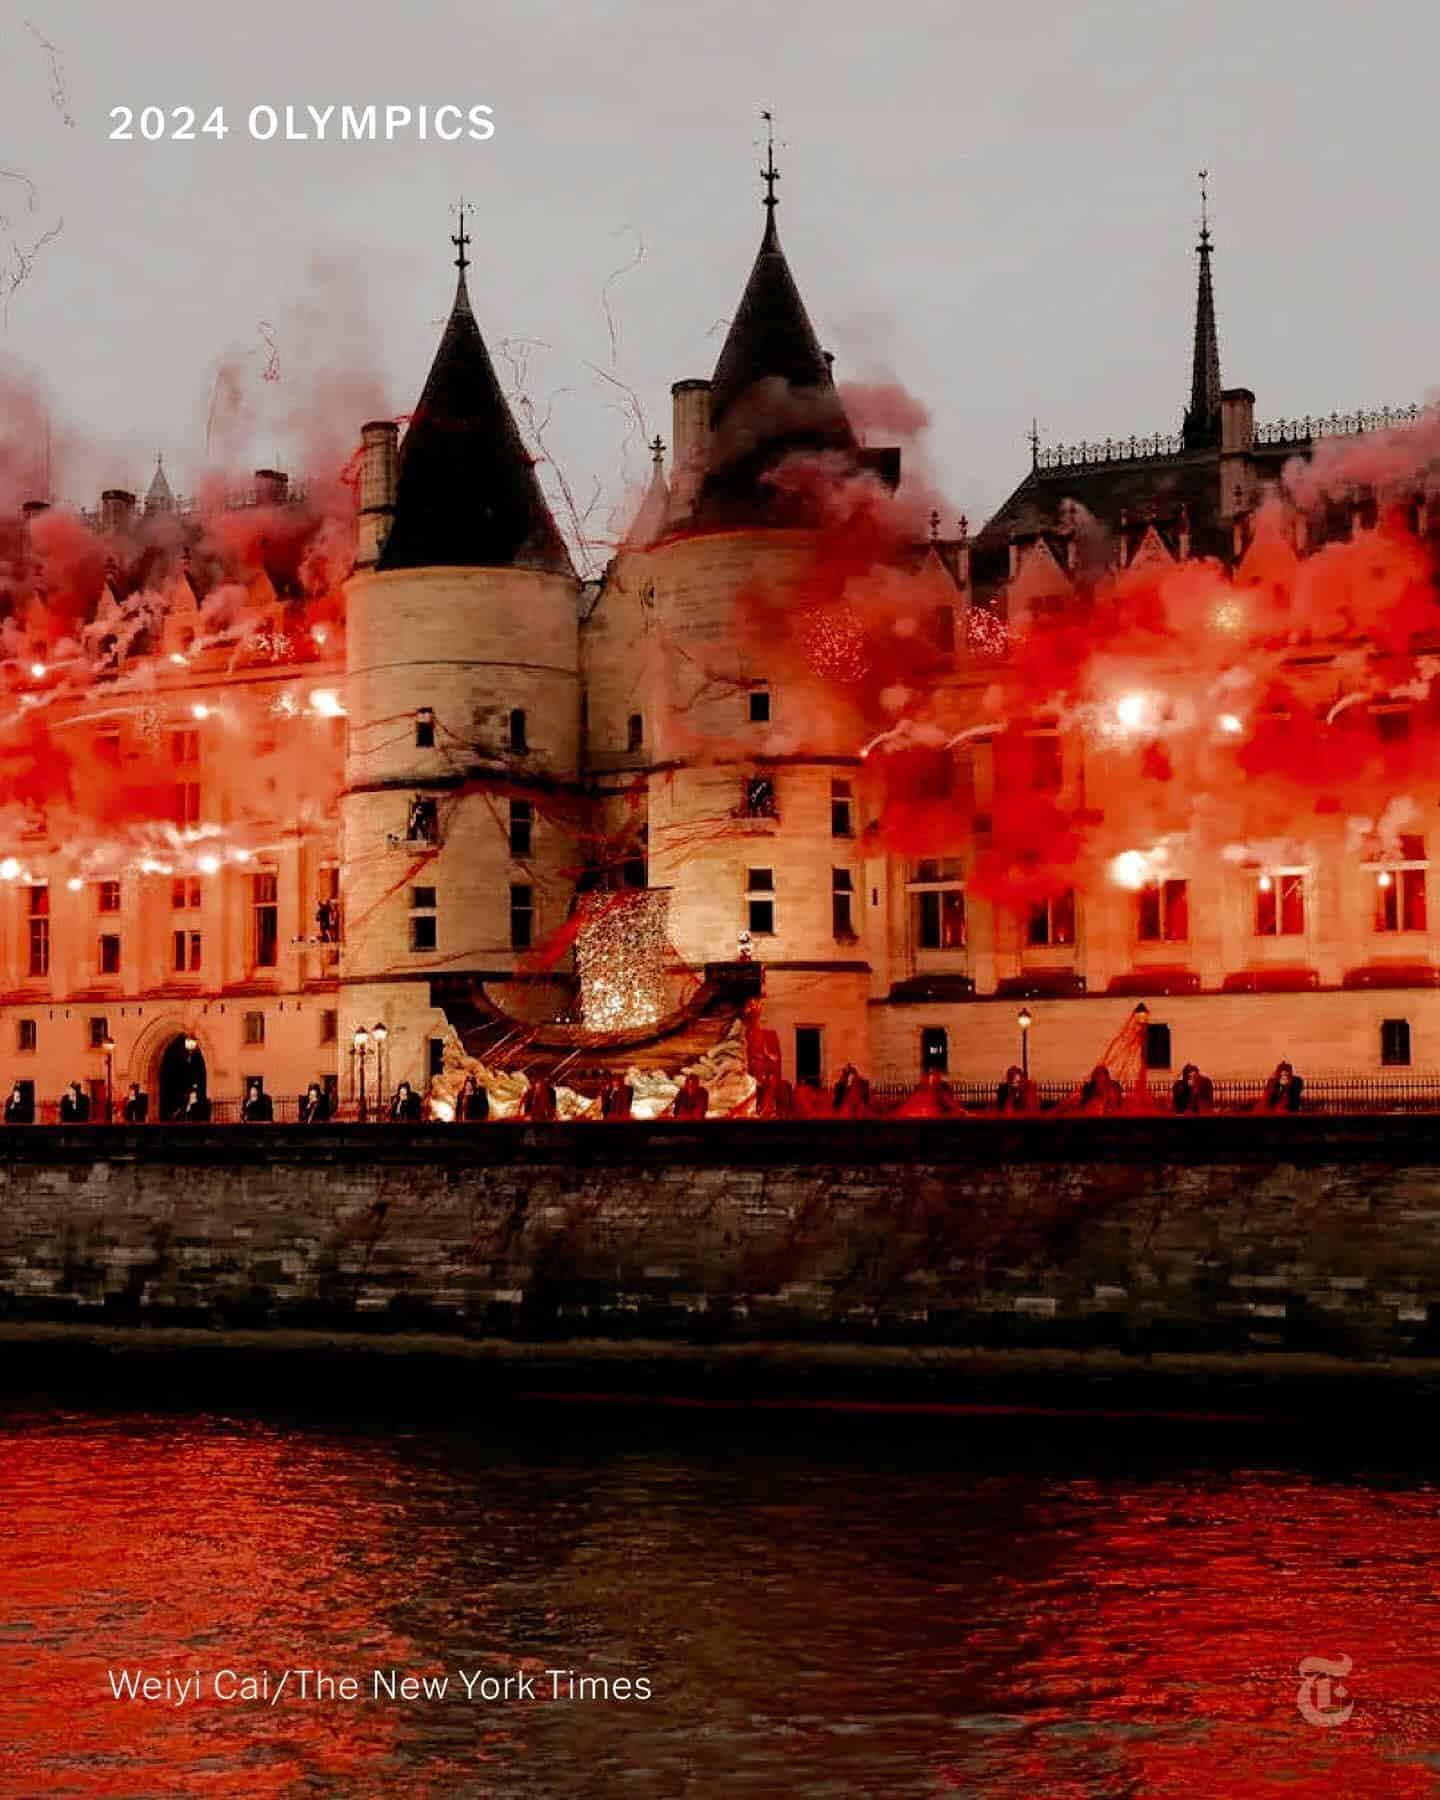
1220, 387, 1255, 454
355, 421, 399, 568
1218, 387, 1256, 521
99, 489, 136, 534
667, 379, 711, 526
254, 468, 289, 506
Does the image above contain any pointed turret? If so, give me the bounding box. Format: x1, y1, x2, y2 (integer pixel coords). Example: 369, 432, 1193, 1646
625, 436, 671, 548
692, 120, 864, 527
379, 212, 573, 575
1182, 171, 1222, 452
145, 454, 175, 516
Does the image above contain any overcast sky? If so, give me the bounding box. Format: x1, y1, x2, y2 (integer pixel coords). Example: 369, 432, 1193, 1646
2, 0, 1437, 565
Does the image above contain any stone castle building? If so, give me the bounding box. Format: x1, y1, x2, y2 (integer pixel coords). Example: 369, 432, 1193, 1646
0, 172, 1434, 1116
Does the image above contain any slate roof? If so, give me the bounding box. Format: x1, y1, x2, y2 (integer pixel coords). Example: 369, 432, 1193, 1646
379, 272, 574, 576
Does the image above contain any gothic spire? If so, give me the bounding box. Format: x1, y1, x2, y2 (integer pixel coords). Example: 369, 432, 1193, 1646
379, 210, 573, 575
1182, 169, 1222, 451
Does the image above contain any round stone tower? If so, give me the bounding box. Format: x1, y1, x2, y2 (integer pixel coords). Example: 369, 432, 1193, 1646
340, 236, 581, 1106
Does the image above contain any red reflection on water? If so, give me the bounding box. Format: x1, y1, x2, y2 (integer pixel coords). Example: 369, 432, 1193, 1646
965, 1475, 1440, 1797
0, 1419, 454, 1799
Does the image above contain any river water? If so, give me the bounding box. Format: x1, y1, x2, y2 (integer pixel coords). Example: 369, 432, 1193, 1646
3, 1397, 1439, 1798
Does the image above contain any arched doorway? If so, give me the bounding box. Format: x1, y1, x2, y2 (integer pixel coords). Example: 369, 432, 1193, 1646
157, 1035, 207, 1121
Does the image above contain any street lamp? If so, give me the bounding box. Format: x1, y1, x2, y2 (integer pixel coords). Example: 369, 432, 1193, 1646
353, 1026, 371, 1121
1017, 1007, 1032, 1079
101, 1036, 115, 1123
372, 1022, 388, 1116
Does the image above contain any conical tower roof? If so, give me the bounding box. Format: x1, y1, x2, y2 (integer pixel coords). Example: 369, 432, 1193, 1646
379, 230, 573, 576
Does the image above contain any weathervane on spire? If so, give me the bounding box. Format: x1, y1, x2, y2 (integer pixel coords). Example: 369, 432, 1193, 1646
1198, 168, 1211, 246
760, 109, 779, 217
1027, 417, 1042, 468
451, 197, 473, 274
650, 434, 666, 465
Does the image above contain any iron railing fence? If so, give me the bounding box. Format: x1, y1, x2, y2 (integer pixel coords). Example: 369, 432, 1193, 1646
16, 1074, 1440, 1124
866, 1073, 1440, 1116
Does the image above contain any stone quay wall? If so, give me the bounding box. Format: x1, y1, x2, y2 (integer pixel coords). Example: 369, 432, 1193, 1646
1, 1118, 1439, 1365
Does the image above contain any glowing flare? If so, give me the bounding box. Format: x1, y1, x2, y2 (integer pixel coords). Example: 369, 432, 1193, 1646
1110, 850, 1152, 891
431, 1098, 455, 1122
1219, 714, 1243, 735
29, 662, 46, 679
170, 652, 188, 666
1378, 870, 1394, 887
1258, 874, 1273, 893
66, 876, 83, 891
311, 626, 329, 645
191, 702, 211, 720
229, 848, 251, 863
197, 853, 221, 874
1115, 692, 1149, 731
309, 689, 344, 717
0, 858, 20, 881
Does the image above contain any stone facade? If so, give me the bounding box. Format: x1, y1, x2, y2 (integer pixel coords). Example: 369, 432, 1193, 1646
0, 187, 1433, 1114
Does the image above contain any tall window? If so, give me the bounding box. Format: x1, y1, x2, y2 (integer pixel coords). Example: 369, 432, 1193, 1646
932, 605, 957, 653
920, 1027, 949, 1072
252, 872, 279, 967
415, 707, 435, 748
410, 886, 437, 952
509, 800, 533, 858
746, 867, 775, 936
627, 713, 644, 751
170, 728, 200, 764
794, 1026, 823, 1086
832, 868, 856, 940
1144, 1023, 1173, 1069
1371, 837, 1427, 933
1137, 879, 1189, 943
171, 781, 201, 828
1027, 890, 1076, 948
508, 708, 528, 752
831, 779, 854, 839
1382, 1018, 1412, 1067
17, 1018, 36, 1052
173, 929, 202, 973
97, 881, 121, 914
1255, 872, 1305, 936
99, 934, 121, 975
172, 877, 201, 910
748, 685, 771, 724
243, 1011, 265, 1045
510, 883, 534, 949
27, 885, 49, 978
320, 1010, 338, 1044
406, 795, 438, 844
909, 859, 965, 951
88, 1016, 109, 1048
743, 773, 777, 819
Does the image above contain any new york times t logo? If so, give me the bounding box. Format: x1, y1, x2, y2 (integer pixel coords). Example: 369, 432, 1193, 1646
1297, 1654, 1354, 1727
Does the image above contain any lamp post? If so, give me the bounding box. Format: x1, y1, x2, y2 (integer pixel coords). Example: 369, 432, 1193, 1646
372, 1022, 388, 1116
353, 1027, 371, 1121
101, 1036, 115, 1123
1017, 1007, 1032, 1080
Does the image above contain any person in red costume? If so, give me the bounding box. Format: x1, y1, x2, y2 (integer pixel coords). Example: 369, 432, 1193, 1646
831, 1063, 872, 1117
670, 1072, 710, 1120
894, 1065, 958, 1118
521, 1074, 558, 1121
